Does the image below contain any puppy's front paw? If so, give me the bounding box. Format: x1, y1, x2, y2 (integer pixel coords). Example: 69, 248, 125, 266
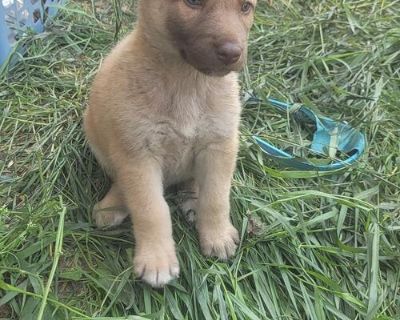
198, 223, 239, 260
134, 243, 179, 288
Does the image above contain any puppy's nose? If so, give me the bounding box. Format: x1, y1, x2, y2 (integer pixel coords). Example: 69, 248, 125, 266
216, 42, 242, 65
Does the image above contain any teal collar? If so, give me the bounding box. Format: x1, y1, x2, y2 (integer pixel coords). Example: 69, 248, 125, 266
252, 97, 366, 172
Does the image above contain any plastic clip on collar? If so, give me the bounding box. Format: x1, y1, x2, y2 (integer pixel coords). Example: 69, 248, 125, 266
253, 98, 366, 172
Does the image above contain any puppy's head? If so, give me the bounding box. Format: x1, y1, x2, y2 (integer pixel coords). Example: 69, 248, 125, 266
139, 0, 257, 76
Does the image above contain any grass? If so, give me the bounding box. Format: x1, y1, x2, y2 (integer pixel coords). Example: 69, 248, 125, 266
0, 0, 399, 319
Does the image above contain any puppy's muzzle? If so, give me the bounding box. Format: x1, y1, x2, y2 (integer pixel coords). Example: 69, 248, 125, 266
216, 42, 242, 66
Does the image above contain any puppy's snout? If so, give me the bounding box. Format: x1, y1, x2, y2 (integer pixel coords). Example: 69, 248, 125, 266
216, 42, 242, 66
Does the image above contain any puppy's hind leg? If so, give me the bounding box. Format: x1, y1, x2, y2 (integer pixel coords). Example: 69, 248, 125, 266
92, 184, 128, 228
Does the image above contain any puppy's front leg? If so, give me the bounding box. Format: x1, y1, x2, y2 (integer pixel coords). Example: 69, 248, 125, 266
195, 140, 239, 260
116, 157, 179, 287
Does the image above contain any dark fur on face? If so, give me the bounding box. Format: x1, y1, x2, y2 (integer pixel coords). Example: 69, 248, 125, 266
162, 0, 257, 76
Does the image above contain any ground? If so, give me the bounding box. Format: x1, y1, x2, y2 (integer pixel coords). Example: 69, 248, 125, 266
0, 1, 399, 319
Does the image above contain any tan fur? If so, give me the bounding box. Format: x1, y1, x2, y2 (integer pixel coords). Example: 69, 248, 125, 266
84, 0, 257, 287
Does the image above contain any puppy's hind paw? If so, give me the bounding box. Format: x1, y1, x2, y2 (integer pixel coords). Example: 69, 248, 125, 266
92, 204, 128, 228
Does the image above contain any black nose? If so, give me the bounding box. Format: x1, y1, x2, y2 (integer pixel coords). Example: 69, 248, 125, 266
216, 42, 242, 65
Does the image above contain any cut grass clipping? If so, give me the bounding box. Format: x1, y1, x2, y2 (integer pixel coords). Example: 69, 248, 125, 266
1, 0, 399, 319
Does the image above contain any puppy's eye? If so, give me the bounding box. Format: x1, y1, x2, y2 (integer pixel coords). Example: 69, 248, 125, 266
184, 0, 202, 8
241, 1, 253, 14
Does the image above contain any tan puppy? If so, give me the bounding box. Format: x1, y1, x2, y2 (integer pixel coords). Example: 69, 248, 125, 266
84, 0, 257, 287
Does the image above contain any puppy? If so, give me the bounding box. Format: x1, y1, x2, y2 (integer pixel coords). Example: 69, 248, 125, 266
84, 0, 257, 287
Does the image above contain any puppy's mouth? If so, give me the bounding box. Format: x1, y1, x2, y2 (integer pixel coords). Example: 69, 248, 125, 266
198, 68, 232, 77
179, 49, 241, 77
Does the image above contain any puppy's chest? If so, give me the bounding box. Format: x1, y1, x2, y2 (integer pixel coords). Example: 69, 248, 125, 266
146, 97, 236, 183
144, 120, 194, 184
148, 111, 215, 161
